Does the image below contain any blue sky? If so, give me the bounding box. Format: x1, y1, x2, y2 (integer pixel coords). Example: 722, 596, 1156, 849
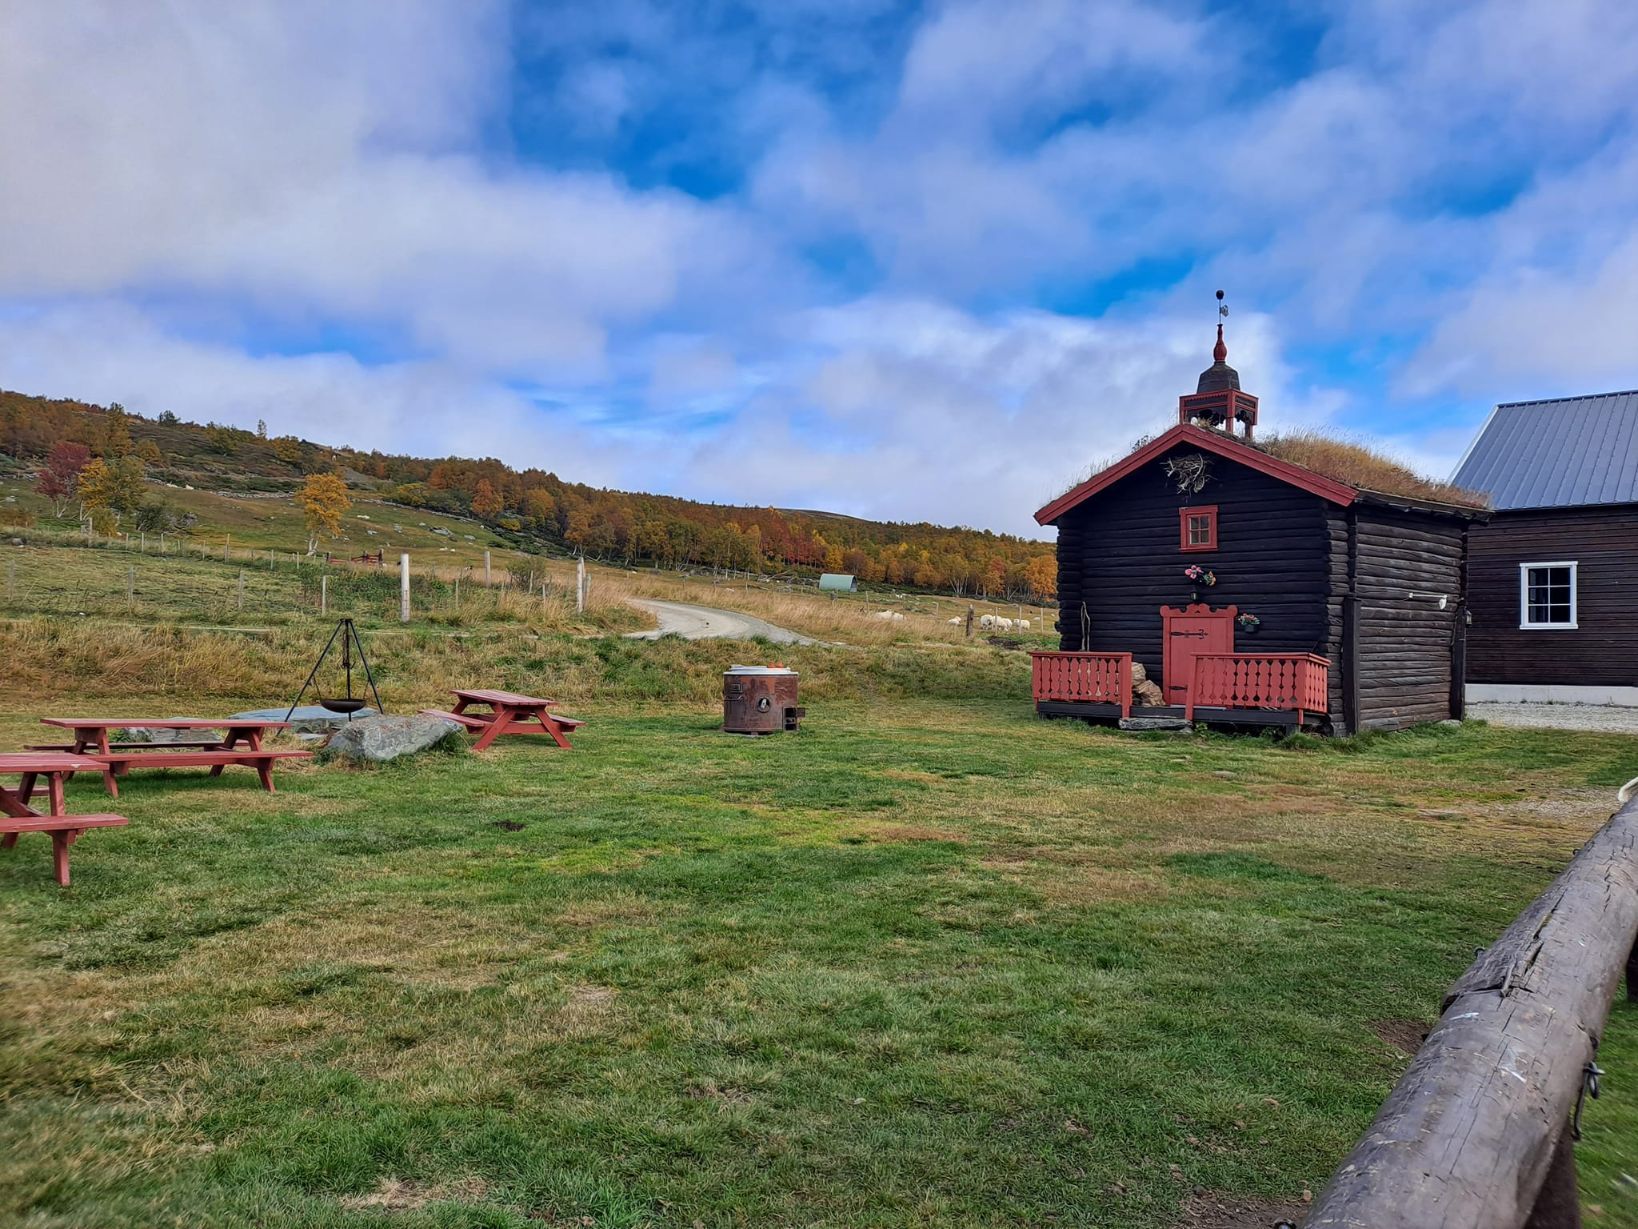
3, 1, 1637, 536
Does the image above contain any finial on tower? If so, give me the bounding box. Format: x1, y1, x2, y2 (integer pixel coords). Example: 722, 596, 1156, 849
1213, 289, 1228, 362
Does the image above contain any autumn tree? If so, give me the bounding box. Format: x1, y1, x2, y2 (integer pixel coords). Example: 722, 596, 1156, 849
471, 478, 503, 519
77, 458, 117, 533
35, 440, 90, 515
110, 455, 146, 514
1023, 554, 1057, 600
299, 472, 351, 553
103, 404, 133, 457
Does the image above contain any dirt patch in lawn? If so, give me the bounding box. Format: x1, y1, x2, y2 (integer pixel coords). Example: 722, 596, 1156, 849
1176, 1189, 1308, 1228
1368, 1017, 1429, 1055
341, 1175, 488, 1211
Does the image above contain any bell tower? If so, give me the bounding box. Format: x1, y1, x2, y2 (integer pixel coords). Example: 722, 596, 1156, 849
1178, 290, 1259, 440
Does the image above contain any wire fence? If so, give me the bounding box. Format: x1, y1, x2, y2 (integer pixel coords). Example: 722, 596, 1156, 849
0, 532, 590, 630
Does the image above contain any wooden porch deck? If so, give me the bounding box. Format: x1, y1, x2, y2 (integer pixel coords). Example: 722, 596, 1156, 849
1035, 699, 1321, 730
1030, 650, 1331, 732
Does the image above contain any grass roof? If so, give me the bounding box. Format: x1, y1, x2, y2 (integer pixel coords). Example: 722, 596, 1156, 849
1253, 430, 1490, 509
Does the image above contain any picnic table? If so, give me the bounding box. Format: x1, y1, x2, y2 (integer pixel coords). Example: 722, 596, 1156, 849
31, 718, 311, 796
0, 752, 127, 886
420, 688, 584, 751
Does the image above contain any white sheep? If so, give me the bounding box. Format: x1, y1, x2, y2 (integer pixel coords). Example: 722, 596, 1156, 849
947, 616, 963, 625
995, 617, 1014, 631
872, 611, 907, 622
1017, 619, 1030, 629
979, 614, 995, 629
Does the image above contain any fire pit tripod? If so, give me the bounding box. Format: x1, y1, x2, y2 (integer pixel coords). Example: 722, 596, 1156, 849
285, 617, 384, 721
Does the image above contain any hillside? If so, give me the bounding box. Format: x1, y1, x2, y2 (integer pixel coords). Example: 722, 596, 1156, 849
0, 390, 1055, 600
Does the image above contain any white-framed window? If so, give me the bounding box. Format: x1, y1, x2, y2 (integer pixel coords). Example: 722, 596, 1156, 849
1519, 561, 1577, 629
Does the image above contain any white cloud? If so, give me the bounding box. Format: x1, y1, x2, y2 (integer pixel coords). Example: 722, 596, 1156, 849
0, 1, 760, 378
0, 302, 650, 485
2, 0, 1637, 536
674, 298, 1348, 536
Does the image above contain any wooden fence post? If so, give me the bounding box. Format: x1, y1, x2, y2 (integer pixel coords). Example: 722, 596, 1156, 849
577, 555, 586, 614
237, 570, 245, 611
484, 550, 491, 587
320, 574, 328, 616
127, 566, 135, 611
399, 553, 410, 623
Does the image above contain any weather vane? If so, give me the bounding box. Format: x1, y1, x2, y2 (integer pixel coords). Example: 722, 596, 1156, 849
1216, 288, 1228, 319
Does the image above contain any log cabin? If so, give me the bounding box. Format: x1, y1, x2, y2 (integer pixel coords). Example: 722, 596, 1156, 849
1451, 390, 1638, 706
1031, 321, 1489, 734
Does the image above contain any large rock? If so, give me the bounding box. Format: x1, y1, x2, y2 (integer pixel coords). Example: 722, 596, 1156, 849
116, 720, 207, 744
1119, 716, 1192, 731
324, 714, 462, 764
232, 705, 384, 735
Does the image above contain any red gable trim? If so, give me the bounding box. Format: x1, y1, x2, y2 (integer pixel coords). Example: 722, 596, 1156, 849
1034, 424, 1358, 525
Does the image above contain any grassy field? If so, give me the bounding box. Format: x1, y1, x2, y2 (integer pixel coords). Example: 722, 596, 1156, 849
0, 479, 1633, 1225
0, 470, 1052, 646
2, 695, 1635, 1228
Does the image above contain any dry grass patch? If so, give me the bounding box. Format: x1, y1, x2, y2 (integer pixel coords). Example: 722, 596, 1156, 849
340, 1175, 490, 1212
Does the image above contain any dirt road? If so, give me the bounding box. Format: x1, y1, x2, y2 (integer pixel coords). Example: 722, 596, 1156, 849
625, 599, 816, 645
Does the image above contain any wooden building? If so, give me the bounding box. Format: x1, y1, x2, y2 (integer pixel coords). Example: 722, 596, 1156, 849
1031, 324, 1488, 733
1452, 390, 1638, 706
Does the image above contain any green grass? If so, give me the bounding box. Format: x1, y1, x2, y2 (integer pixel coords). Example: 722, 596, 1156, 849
2, 700, 1634, 1227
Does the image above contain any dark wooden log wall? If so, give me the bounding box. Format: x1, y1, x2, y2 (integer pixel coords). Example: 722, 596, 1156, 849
1054, 448, 1334, 686
1349, 505, 1466, 729
1467, 505, 1638, 686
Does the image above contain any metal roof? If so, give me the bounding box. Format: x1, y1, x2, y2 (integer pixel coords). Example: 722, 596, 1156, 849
1451, 389, 1638, 509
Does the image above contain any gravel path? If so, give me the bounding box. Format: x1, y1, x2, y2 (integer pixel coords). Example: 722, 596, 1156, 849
624, 599, 816, 645
1469, 701, 1638, 734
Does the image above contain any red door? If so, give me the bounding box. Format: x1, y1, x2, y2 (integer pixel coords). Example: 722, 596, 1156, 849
1160, 604, 1237, 706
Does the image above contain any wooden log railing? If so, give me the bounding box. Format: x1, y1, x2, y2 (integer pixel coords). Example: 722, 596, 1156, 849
1306, 796, 1638, 1229
1185, 652, 1330, 725
1028, 651, 1132, 719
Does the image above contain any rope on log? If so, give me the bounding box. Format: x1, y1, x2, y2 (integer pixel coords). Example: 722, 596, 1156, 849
1305, 795, 1638, 1229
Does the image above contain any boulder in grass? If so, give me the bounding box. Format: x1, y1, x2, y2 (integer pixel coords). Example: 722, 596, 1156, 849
232, 705, 383, 735
114, 720, 206, 745
323, 714, 464, 764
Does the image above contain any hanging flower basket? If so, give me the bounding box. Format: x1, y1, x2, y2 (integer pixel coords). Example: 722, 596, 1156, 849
1183, 565, 1216, 587
1236, 611, 1261, 633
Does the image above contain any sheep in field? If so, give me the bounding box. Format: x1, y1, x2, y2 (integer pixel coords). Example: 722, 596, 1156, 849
994, 617, 1014, 630
978, 614, 996, 629
1017, 619, 1030, 629
946, 617, 963, 625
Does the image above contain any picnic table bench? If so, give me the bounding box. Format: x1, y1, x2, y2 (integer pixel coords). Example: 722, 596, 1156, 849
30, 718, 311, 796
0, 752, 128, 886
421, 688, 584, 751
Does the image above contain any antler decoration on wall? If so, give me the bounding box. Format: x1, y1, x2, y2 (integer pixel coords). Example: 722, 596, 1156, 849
1164, 453, 1212, 495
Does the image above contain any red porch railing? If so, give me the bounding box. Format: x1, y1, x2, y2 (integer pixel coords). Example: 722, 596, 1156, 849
1185, 653, 1330, 725
1029, 652, 1132, 719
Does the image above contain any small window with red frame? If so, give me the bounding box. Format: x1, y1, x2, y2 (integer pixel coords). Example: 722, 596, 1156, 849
1180, 505, 1218, 552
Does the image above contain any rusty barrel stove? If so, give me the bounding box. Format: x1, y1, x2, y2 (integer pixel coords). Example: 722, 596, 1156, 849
722, 665, 804, 734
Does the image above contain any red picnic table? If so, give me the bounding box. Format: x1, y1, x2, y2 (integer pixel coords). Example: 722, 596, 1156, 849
421, 688, 584, 751
31, 718, 311, 796
0, 752, 128, 886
